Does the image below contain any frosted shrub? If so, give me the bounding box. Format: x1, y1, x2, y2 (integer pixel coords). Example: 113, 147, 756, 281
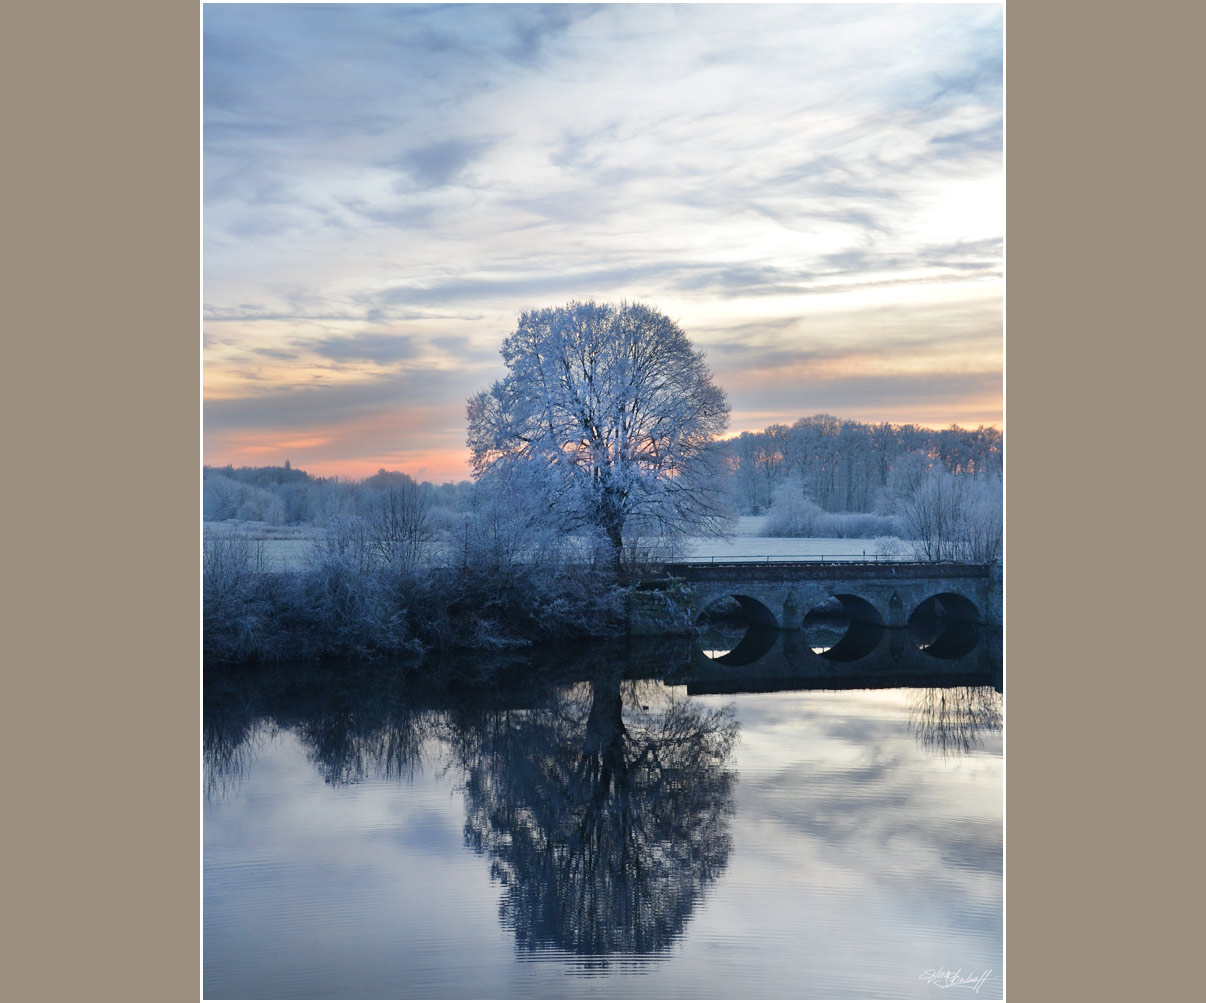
958, 478, 1003, 563
235, 487, 284, 525
764, 477, 825, 536
620, 513, 706, 570
882, 451, 943, 513
288, 559, 413, 660
366, 477, 435, 572
764, 477, 903, 538
450, 469, 580, 574
903, 474, 964, 561
203, 473, 243, 521
203, 532, 265, 597
902, 473, 1002, 562
309, 515, 376, 574
872, 536, 906, 557
203, 532, 270, 662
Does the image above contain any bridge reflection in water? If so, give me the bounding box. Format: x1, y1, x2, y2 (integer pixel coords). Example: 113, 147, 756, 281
675, 623, 1000, 697
646, 628, 1003, 763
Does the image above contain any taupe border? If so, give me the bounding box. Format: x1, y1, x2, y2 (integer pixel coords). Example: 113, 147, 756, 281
10, 0, 1160, 998
9, 0, 200, 998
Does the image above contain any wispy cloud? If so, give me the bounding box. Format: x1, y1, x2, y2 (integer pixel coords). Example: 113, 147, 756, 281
308, 333, 422, 366
204, 3, 1002, 480
392, 137, 497, 189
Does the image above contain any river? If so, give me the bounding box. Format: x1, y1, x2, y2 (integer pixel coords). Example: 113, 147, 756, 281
204, 639, 1002, 999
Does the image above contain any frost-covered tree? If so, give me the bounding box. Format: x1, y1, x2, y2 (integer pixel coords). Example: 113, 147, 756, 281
451, 465, 581, 574
365, 473, 434, 571
724, 418, 1001, 516
901, 471, 1002, 563
879, 449, 943, 514
467, 301, 732, 568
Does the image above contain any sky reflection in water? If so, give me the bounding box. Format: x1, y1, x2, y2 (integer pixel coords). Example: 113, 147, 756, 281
204, 666, 1001, 999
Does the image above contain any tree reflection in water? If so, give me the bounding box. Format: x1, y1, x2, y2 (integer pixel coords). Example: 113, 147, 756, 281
294, 706, 434, 786
203, 663, 437, 797
204, 712, 265, 803
908, 685, 1002, 758
447, 672, 739, 960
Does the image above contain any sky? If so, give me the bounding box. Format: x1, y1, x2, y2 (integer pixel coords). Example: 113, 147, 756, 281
204, 2, 1003, 484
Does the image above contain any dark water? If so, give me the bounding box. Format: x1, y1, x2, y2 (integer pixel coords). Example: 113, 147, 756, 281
204, 639, 1003, 999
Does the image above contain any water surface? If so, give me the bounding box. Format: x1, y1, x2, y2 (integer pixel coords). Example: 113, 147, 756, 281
204, 645, 1002, 999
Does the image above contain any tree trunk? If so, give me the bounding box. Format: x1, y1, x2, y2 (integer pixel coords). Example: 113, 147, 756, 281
585, 673, 628, 805
606, 521, 624, 572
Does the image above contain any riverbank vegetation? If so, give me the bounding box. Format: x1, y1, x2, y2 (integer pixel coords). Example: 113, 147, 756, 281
204, 481, 631, 664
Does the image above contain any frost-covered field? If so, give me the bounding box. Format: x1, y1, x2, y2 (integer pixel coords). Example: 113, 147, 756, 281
202, 521, 316, 572
680, 515, 898, 562
205, 515, 907, 572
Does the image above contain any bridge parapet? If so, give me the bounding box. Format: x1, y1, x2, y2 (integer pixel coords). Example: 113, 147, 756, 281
664, 561, 990, 582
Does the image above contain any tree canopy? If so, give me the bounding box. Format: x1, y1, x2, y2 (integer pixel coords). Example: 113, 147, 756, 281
467, 301, 731, 566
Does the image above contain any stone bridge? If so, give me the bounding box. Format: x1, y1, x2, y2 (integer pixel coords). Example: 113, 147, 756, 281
668, 560, 997, 628
630, 560, 1002, 663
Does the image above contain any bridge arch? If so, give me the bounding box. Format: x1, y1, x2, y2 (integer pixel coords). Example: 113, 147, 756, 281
908, 592, 983, 659
695, 593, 780, 665
731, 594, 779, 629
802, 593, 886, 662
694, 589, 784, 630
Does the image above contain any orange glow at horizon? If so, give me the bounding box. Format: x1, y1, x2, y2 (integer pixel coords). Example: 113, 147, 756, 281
207, 403, 1002, 485
205, 438, 476, 484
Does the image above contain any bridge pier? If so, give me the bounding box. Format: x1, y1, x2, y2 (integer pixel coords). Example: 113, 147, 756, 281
886, 590, 907, 629
780, 593, 802, 631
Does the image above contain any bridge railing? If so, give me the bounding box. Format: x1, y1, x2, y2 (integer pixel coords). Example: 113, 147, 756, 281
677, 553, 919, 564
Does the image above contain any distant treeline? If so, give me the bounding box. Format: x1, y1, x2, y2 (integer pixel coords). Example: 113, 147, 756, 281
203, 463, 472, 527
728, 414, 1001, 516
204, 414, 1001, 527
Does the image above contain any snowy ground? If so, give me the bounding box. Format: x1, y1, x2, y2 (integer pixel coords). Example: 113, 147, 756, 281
680, 515, 900, 563
205, 515, 908, 572
202, 521, 316, 572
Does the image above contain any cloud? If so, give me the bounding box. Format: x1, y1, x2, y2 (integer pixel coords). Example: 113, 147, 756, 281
670, 250, 1000, 300
203, 304, 371, 324
930, 118, 1003, 158
204, 3, 1003, 476
819, 238, 1003, 276
204, 367, 469, 433
394, 137, 495, 189
726, 371, 1003, 434
499, 3, 600, 67
309, 333, 421, 366
246, 346, 299, 363
376, 262, 707, 307
338, 198, 436, 231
